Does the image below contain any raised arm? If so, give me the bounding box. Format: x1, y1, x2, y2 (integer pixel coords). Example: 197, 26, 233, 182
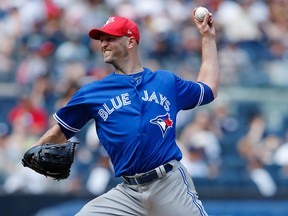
193, 8, 220, 98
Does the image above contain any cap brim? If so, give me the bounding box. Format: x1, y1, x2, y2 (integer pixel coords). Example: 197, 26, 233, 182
89, 28, 123, 40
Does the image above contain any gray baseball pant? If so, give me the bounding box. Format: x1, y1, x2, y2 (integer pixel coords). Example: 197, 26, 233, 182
75, 160, 208, 216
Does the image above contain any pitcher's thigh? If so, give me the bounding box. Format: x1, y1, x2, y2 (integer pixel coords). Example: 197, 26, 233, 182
75, 184, 145, 216
149, 165, 208, 216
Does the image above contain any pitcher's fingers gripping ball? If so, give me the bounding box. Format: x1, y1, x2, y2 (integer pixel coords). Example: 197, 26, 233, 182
22, 141, 78, 180
195, 6, 209, 22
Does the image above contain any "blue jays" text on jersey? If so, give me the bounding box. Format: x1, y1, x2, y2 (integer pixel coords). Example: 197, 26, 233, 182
98, 90, 171, 121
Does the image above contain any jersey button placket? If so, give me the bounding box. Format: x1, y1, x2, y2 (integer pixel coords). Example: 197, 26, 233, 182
133, 82, 146, 139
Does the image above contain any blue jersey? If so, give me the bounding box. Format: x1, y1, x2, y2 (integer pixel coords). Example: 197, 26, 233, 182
54, 68, 214, 177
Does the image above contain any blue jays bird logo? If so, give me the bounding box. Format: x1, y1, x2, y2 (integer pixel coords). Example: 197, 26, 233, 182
150, 113, 173, 137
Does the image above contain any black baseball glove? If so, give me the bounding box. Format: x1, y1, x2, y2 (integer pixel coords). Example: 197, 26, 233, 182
22, 141, 78, 180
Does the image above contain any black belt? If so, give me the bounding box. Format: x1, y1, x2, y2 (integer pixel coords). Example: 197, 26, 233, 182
123, 163, 173, 185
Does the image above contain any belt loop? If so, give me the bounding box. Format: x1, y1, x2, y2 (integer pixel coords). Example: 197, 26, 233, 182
155, 165, 166, 178
122, 176, 130, 184
135, 177, 139, 185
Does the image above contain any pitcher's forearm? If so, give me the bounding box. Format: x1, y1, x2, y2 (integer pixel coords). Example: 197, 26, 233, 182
197, 35, 219, 97
34, 124, 67, 146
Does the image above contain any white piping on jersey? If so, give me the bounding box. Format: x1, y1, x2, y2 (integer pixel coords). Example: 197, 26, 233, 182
53, 113, 79, 133
196, 82, 204, 106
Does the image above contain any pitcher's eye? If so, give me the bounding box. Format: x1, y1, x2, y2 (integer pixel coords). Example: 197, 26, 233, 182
106, 37, 117, 42
100, 36, 117, 43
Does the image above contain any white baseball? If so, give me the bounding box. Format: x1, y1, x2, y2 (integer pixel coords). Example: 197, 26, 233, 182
195, 6, 209, 22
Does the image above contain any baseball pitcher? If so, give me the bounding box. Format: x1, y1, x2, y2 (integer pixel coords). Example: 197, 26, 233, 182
23, 7, 219, 216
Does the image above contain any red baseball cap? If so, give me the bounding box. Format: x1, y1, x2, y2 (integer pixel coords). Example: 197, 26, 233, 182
89, 16, 140, 43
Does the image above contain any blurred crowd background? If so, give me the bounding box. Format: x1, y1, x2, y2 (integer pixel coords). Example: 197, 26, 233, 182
0, 0, 288, 203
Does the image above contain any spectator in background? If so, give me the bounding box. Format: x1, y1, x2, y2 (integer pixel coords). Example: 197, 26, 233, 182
237, 113, 280, 197
15, 40, 54, 92
81, 122, 113, 196
54, 81, 81, 110
0, 6, 22, 38
180, 110, 219, 140
2, 95, 52, 195
237, 113, 267, 162
237, 113, 281, 166
274, 129, 288, 178
264, 39, 288, 86
179, 109, 221, 178
180, 138, 211, 178
85, 146, 114, 196
216, 0, 261, 43
210, 96, 239, 137
218, 42, 252, 85
8, 95, 48, 136
54, 34, 89, 63
4, 96, 48, 189
0, 122, 10, 185
0, 32, 16, 81
247, 157, 277, 197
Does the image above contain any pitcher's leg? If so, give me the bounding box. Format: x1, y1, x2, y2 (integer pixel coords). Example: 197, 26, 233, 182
148, 161, 208, 216
76, 184, 146, 216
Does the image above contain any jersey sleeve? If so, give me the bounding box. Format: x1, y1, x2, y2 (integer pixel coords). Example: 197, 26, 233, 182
53, 88, 91, 139
174, 74, 214, 110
